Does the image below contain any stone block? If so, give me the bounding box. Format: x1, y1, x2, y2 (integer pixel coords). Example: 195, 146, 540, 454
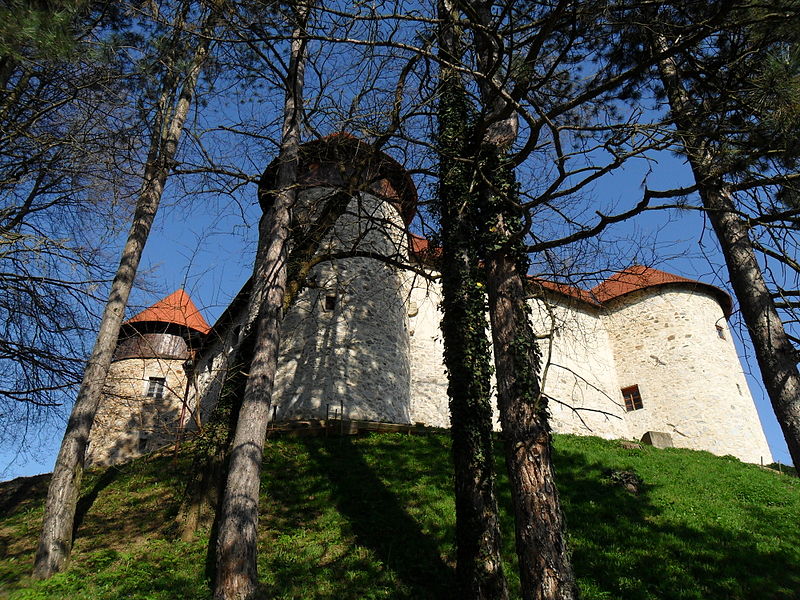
640, 431, 674, 449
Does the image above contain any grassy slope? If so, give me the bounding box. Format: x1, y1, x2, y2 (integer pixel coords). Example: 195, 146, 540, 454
1, 433, 798, 599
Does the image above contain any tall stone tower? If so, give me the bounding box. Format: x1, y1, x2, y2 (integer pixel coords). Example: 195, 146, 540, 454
86, 289, 210, 466
265, 134, 418, 423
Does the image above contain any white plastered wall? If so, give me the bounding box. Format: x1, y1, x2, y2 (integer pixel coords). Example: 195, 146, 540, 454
271, 189, 412, 423
530, 296, 630, 439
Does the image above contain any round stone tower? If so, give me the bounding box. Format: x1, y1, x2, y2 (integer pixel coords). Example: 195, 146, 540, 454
263, 134, 418, 424
598, 266, 773, 463
86, 289, 210, 466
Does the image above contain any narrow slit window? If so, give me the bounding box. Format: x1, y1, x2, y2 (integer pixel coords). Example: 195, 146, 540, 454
324, 294, 337, 312
621, 385, 643, 412
716, 324, 726, 340
145, 377, 166, 398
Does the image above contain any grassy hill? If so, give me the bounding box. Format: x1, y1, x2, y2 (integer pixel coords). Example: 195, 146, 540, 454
1, 432, 799, 599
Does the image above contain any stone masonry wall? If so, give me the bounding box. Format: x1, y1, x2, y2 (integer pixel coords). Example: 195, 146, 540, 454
529, 296, 630, 439
604, 287, 773, 463
407, 274, 450, 427
407, 285, 630, 439
271, 189, 412, 423
87, 356, 189, 466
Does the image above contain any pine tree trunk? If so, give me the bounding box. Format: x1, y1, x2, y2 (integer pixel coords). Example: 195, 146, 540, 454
703, 187, 800, 467
653, 33, 800, 468
485, 247, 579, 600
466, 1, 579, 593
32, 10, 216, 579
213, 8, 309, 599
437, 2, 510, 597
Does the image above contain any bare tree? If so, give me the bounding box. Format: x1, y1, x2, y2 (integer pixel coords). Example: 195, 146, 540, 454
0, 0, 137, 459
213, 3, 310, 598
33, 1, 220, 578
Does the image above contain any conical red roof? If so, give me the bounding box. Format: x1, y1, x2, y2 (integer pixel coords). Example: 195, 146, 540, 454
590, 265, 732, 316
590, 265, 700, 302
126, 289, 211, 335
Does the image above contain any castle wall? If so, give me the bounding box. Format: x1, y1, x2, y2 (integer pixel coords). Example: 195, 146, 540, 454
604, 287, 773, 463
271, 188, 412, 423
191, 322, 245, 426
87, 355, 189, 466
407, 284, 630, 440
407, 276, 450, 427
529, 296, 630, 439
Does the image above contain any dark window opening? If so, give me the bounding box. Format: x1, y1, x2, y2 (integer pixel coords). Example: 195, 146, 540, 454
621, 385, 643, 412
138, 434, 148, 453
324, 294, 337, 312
716, 324, 725, 340
146, 377, 166, 398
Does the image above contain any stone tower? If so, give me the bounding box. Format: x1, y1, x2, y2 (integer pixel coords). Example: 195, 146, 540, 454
86, 289, 210, 466
265, 134, 418, 423
598, 266, 773, 462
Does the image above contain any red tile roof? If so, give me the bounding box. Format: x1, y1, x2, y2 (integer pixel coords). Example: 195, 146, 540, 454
530, 265, 732, 317
408, 233, 442, 259
407, 237, 731, 315
590, 265, 700, 302
531, 279, 601, 306
589, 265, 732, 316
127, 289, 211, 335
260, 133, 418, 225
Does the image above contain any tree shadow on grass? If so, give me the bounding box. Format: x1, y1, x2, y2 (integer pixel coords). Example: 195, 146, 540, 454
73, 466, 121, 538
261, 435, 456, 600
552, 446, 800, 600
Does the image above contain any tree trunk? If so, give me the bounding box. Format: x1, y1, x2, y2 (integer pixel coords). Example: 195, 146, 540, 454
441, 220, 509, 600
485, 233, 579, 600
436, 2, 510, 597
213, 8, 309, 599
466, 1, 579, 595
653, 33, 800, 468
32, 9, 217, 579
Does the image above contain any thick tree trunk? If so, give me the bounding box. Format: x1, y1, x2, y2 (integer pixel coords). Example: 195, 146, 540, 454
442, 243, 509, 600
467, 1, 579, 594
653, 33, 800, 468
485, 248, 579, 600
213, 9, 308, 600
32, 10, 216, 579
437, 2, 510, 598
703, 187, 800, 467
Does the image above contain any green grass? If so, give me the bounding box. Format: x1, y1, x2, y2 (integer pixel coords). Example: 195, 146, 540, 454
1, 433, 799, 599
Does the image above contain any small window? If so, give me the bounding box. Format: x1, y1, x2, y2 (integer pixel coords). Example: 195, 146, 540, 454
145, 377, 166, 398
716, 324, 725, 340
323, 294, 337, 312
138, 434, 149, 453
621, 385, 643, 412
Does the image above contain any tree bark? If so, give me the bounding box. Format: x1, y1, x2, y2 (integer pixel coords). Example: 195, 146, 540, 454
465, 1, 579, 595
32, 8, 217, 579
441, 216, 509, 600
436, 1, 510, 597
485, 247, 579, 600
653, 32, 800, 468
213, 7, 309, 599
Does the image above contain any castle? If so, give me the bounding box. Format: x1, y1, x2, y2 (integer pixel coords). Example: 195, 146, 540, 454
85, 135, 773, 466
